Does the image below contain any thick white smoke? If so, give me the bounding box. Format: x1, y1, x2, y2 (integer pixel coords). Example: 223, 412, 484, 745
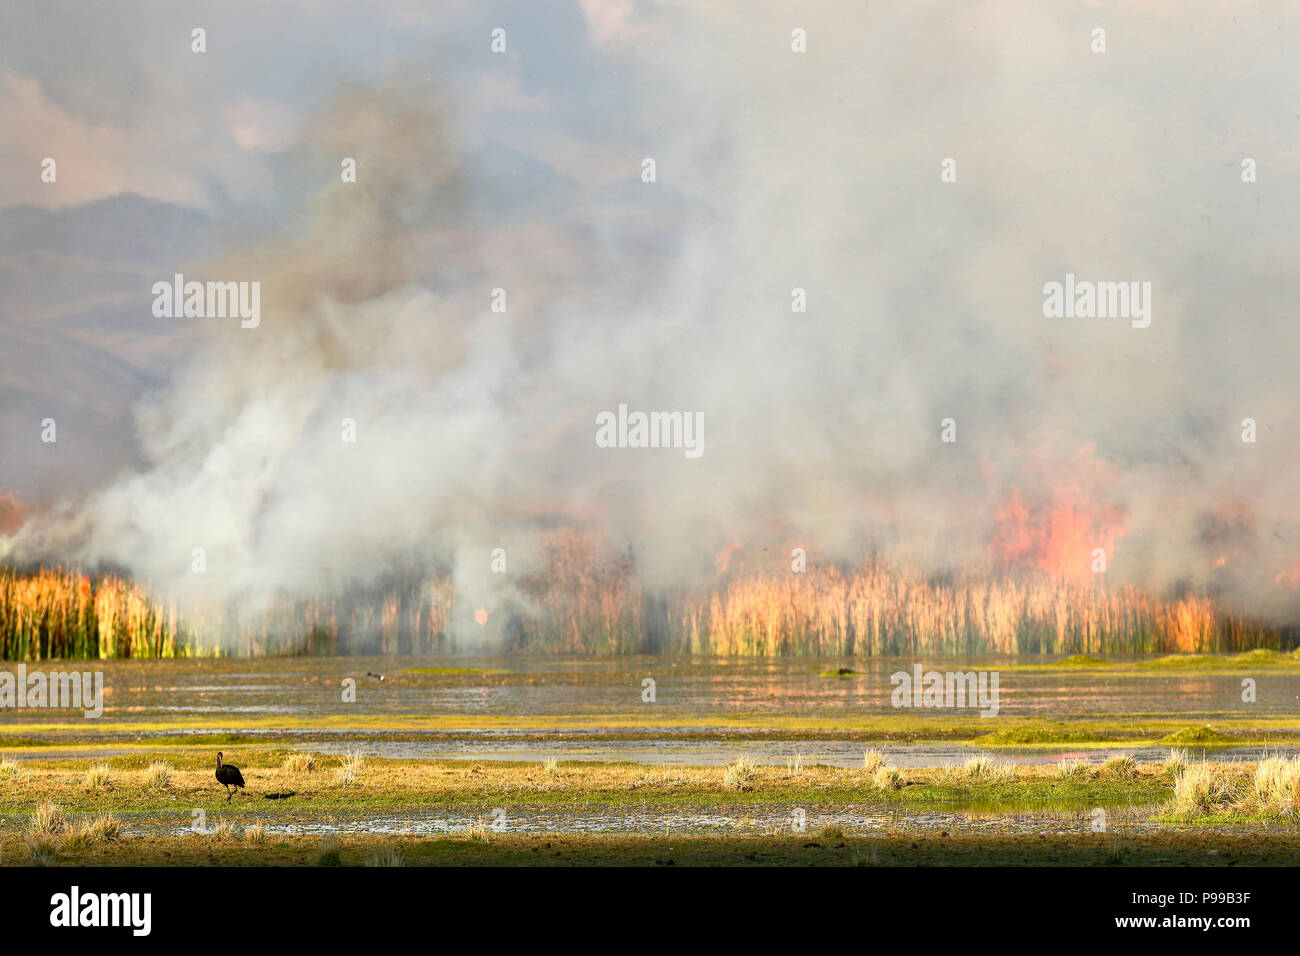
4, 2, 1300, 638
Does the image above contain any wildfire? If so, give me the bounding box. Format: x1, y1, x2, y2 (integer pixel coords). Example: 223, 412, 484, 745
1276, 565, 1300, 588
714, 541, 742, 574
0, 493, 25, 535
988, 446, 1125, 580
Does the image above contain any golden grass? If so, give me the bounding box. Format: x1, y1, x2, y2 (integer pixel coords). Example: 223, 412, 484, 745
211, 821, 238, 841
281, 752, 317, 773
862, 749, 885, 774
962, 755, 998, 778
242, 823, 267, 845
83, 761, 114, 790
63, 813, 122, 849
723, 756, 758, 791
1249, 756, 1300, 817
145, 760, 173, 789
1057, 758, 1091, 778
872, 765, 904, 790
27, 802, 67, 839
1164, 748, 1190, 777
1168, 762, 1242, 816
1100, 755, 1138, 778
0, 753, 1183, 823
334, 752, 366, 786
0, 757, 20, 781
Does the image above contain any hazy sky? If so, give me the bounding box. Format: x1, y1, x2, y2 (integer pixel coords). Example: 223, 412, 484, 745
2, 1, 1299, 623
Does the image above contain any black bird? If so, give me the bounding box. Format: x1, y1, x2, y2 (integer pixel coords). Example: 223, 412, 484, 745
215, 752, 246, 803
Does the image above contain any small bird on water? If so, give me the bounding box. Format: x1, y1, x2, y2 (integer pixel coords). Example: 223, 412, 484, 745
215, 751, 246, 803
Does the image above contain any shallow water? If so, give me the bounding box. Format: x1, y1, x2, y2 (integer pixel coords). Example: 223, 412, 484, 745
127, 802, 1296, 838
5, 654, 1293, 718
306, 737, 1297, 767
2, 656, 1296, 768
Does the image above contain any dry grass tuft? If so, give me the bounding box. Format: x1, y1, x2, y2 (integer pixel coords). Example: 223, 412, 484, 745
281, 752, 317, 773
334, 752, 365, 786
1057, 758, 1092, 778
1249, 756, 1300, 818
25, 836, 57, 864
27, 802, 67, 839
1100, 755, 1138, 778
64, 813, 123, 849
962, 755, 999, 778
83, 761, 114, 790
1164, 748, 1190, 777
366, 845, 405, 866
872, 765, 904, 791
210, 820, 238, 842
1168, 761, 1239, 816
315, 834, 341, 865
145, 760, 173, 790
819, 823, 847, 841
723, 756, 758, 792
862, 749, 885, 775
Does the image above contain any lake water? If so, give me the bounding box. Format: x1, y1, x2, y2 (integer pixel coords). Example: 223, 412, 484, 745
3, 656, 1295, 766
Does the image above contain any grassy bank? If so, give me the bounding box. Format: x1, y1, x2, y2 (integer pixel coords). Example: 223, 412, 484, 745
3, 712, 1300, 750
0, 751, 1178, 815
4, 753, 1297, 866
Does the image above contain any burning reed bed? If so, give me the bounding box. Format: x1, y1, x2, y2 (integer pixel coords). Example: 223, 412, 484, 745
0, 567, 195, 659
0, 539, 1285, 658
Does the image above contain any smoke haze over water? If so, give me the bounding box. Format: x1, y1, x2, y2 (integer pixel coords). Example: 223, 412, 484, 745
3, 2, 1300, 643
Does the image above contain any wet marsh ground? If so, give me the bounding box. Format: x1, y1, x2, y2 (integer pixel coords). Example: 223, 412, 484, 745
2, 651, 1300, 864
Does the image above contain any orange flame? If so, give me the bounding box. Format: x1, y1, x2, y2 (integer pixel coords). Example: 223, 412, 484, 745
988, 447, 1125, 580
714, 541, 742, 574
0, 493, 25, 535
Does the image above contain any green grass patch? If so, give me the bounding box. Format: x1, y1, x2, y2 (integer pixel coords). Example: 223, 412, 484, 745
1159, 726, 1238, 746
971, 728, 1127, 746
1051, 655, 1112, 668
1137, 649, 1300, 671
0, 753, 1173, 816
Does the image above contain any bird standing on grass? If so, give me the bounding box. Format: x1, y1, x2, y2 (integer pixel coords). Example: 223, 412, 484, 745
215, 752, 245, 803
